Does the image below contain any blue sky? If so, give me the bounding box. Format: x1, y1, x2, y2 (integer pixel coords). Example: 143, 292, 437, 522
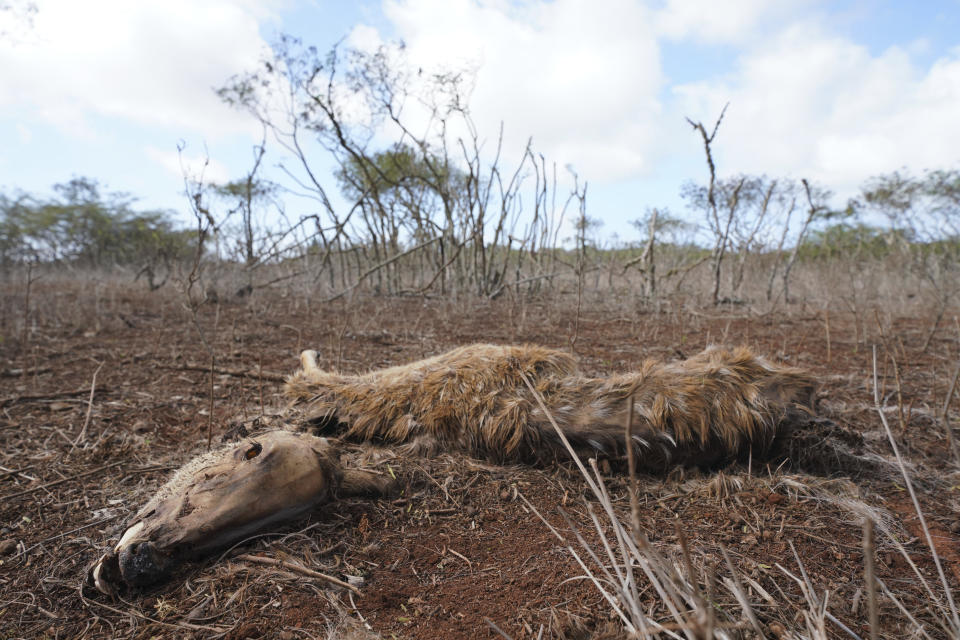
1, 0, 958, 243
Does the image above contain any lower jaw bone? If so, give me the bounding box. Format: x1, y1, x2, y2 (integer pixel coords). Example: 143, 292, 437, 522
89, 551, 122, 597
89, 521, 170, 596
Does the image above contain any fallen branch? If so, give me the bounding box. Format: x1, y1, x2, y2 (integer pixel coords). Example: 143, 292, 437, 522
0, 463, 38, 481
14, 515, 122, 559
0, 366, 52, 378
74, 361, 104, 446
160, 363, 286, 383
940, 360, 960, 468
0, 460, 124, 501
1, 388, 110, 408
234, 553, 360, 593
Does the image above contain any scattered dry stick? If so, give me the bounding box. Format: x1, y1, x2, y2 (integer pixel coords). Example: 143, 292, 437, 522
207, 355, 215, 451
0, 463, 37, 481
258, 355, 265, 418
1, 366, 51, 378
888, 352, 907, 434
234, 553, 360, 593
484, 617, 514, 640
863, 518, 879, 640
80, 591, 227, 633
0, 460, 124, 501
1, 388, 107, 408
161, 363, 286, 383
824, 308, 831, 363
941, 360, 960, 468
73, 360, 104, 446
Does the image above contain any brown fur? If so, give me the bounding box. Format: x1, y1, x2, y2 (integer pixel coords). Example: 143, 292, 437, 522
89, 344, 817, 595
285, 344, 817, 470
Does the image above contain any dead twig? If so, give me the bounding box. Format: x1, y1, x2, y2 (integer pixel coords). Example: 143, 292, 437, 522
234, 553, 360, 593
484, 617, 514, 639
13, 515, 122, 559
79, 591, 228, 633
0, 463, 38, 481
1, 388, 110, 408
940, 360, 960, 468
159, 363, 286, 383
864, 518, 879, 640
1, 366, 52, 378
207, 354, 215, 451
0, 460, 124, 501
824, 308, 832, 364
73, 360, 104, 447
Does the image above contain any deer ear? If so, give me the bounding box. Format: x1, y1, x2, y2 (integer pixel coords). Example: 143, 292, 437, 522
339, 468, 397, 498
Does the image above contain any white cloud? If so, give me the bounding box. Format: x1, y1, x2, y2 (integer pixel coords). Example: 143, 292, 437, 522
6, 0, 955, 228
362, 0, 960, 205
355, 0, 664, 182
15, 122, 31, 143
146, 145, 231, 185
672, 24, 960, 196
0, 0, 275, 138
654, 0, 781, 43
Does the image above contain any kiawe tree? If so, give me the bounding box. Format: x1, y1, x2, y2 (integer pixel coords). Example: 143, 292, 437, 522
215, 36, 573, 297
0, 177, 194, 286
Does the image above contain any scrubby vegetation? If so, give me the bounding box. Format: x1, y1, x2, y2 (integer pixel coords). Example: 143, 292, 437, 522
1, 35, 959, 640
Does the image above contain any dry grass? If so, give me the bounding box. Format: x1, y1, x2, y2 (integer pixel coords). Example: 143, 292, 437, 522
1, 274, 959, 639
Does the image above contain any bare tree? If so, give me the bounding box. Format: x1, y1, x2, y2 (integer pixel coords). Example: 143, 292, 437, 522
216, 37, 579, 299
781, 179, 829, 303
624, 208, 660, 299
686, 104, 734, 306
859, 168, 960, 349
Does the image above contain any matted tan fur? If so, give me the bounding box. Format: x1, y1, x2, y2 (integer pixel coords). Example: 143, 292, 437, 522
285, 344, 816, 469
89, 344, 817, 594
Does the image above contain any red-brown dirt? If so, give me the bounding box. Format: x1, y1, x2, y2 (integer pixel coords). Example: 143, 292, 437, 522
1, 279, 959, 639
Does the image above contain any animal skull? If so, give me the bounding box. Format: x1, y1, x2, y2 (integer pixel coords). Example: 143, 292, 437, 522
88, 431, 391, 595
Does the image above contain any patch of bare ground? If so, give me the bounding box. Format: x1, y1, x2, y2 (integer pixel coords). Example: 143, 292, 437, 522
1, 279, 959, 638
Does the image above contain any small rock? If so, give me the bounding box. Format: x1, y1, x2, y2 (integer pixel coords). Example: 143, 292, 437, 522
0, 539, 18, 555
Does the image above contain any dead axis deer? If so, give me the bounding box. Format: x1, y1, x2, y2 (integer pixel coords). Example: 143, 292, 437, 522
89, 344, 817, 595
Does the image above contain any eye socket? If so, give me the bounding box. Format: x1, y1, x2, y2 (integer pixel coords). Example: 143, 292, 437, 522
244, 442, 263, 460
